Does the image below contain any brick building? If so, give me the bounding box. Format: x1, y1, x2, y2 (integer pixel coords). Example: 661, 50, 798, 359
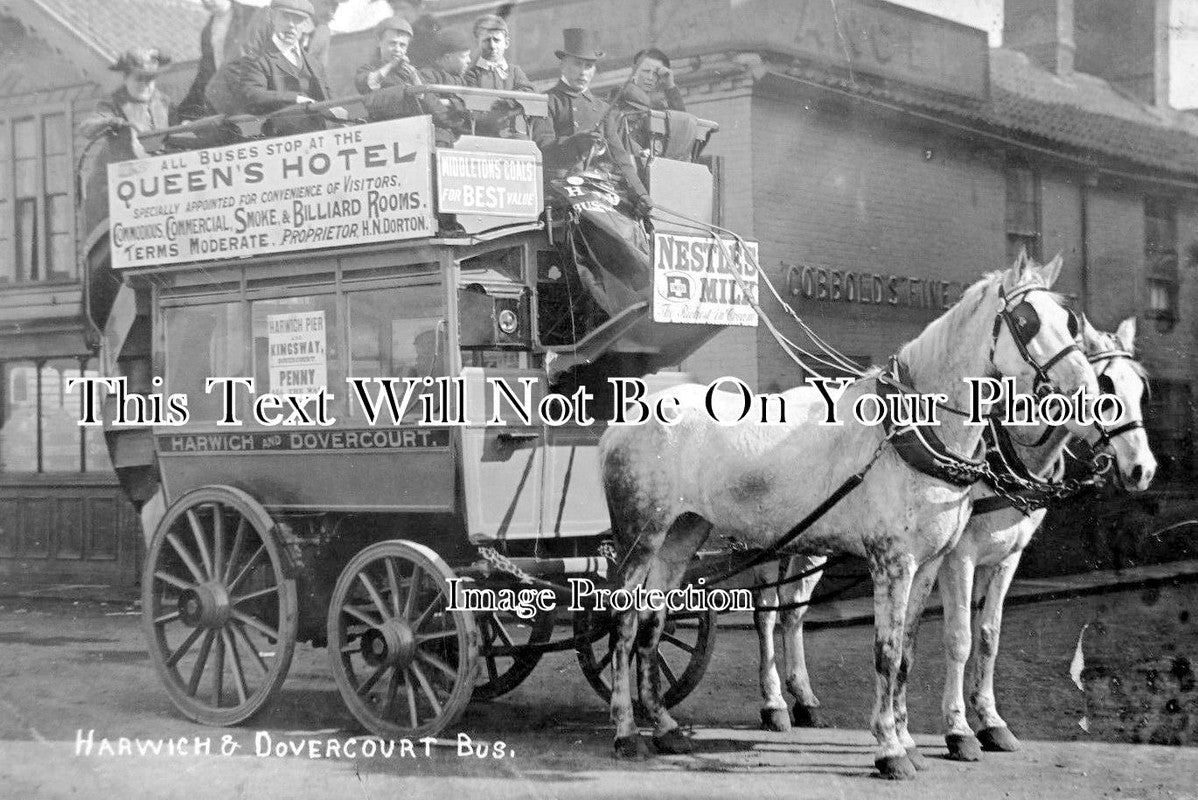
0, 0, 1195, 589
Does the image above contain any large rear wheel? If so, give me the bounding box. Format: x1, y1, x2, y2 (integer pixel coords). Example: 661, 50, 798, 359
141, 486, 297, 725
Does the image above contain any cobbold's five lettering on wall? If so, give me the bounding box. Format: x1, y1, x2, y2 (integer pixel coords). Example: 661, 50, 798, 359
784, 263, 965, 310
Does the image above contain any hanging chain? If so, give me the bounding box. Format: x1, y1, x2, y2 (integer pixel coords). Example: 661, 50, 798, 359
477, 546, 536, 584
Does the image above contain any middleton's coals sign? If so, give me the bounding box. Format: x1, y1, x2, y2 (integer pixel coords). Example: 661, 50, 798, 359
107, 118, 436, 269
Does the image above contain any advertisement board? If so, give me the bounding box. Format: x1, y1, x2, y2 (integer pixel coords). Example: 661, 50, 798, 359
652, 232, 759, 327
107, 117, 436, 269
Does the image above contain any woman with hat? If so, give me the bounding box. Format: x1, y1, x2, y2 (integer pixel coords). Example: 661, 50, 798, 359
79, 48, 178, 138
532, 28, 652, 218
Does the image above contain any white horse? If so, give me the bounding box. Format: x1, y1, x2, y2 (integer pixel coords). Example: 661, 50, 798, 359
751, 317, 1156, 763
600, 253, 1099, 779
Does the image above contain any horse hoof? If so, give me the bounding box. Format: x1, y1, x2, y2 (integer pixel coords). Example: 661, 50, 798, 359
905, 746, 929, 771
613, 735, 649, 760
791, 704, 822, 728
652, 728, 693, 755
761, 708, 792, 732
945, 734, 983, 762
874, 755, 918, 781
977, 726, 1020, 752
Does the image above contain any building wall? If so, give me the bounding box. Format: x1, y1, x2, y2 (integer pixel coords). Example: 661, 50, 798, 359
678, 88, 758, 385
749, 85, 1008, 390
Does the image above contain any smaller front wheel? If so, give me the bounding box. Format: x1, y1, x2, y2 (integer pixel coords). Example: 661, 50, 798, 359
327, 541, 477, 739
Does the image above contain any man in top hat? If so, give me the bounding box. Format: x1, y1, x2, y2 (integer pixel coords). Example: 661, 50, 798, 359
355, 15, 424, 121
418, 28, 476, 145
464, 13, 534, 138
234, 0, 333, 135
179, 0, 261, 118
532, 28, 652, 217
80, 48, 178, 138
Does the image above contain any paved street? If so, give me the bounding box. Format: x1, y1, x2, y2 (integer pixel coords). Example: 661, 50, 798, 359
1, 582, 1196, 800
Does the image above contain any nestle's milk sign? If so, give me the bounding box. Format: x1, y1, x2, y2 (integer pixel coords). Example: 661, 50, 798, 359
652, 233, 759, 327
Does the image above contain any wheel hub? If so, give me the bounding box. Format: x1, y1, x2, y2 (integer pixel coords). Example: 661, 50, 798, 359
360, 619, 416, 670
178, 581, 233, 629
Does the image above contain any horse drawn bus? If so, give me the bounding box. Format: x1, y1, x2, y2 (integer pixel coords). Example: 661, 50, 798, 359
79, 83, 733, 741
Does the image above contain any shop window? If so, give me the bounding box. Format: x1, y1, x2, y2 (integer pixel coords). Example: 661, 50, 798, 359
1145, 380, 1193, 483
1144, 197, 1178, 332
1005, 160, 1041, 262
0, 359, 112, 473
0, 108, 74, 284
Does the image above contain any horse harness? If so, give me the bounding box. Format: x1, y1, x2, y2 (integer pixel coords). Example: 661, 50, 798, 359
971, 345, 1147, 516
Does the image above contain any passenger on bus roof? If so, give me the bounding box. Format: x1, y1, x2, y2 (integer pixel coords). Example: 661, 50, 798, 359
178, 0, 260, 119
234, 0, 334, 135
629, 48, 686, 112
464, 14, 533, 139
79, 48, 179, 138
532, 29, 653, 219
418, 28, 475, 146
355, 16, 424, 121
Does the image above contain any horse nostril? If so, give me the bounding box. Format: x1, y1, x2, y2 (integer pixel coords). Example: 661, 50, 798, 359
1130, 465, 1143, 484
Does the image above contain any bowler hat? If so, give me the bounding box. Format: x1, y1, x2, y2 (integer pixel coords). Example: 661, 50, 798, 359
376, 15, 414, 37
555, 28, 603, 61
431, 28, 474, 57
271, 0, 315, 18
110, 47, 171, 76
473, 14, 508, 36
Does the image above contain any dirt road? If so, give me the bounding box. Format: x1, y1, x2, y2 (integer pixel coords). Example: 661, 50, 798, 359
1, 582, 1195, 799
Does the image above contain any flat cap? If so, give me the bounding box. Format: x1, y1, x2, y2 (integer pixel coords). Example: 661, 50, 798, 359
431, 27, 474, 57
376, 15, 414, 37
473, 14, 508, 35
270, 0, 315, 18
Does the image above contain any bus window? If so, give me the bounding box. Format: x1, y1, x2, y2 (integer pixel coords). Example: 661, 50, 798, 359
163, 302, 245, 422
250, 295, 342, 423
346, 284, 446, 421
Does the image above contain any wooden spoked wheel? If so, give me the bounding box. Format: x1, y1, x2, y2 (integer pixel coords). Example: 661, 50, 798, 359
473, 606, 557, 701
573, 606, 717, 709
327, 541, 478, 739
141, 486, 297, 726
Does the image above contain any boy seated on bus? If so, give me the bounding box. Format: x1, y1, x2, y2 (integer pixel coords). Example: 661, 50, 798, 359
354, 16, 424, 121
417, 28, 475, 146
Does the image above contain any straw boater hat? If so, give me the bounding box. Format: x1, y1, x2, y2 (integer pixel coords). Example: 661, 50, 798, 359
555, 28, 603, 61
110, 47, 171, 76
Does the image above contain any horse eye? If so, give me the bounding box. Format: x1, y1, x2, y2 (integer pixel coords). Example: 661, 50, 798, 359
1067, 311, 1080, 338
1097, 374, 1115, 395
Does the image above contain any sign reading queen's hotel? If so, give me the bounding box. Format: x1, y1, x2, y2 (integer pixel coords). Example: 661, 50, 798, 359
107, 118, 441, 269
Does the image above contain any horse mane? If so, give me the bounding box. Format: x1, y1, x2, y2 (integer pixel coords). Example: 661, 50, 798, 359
895, 270, 1002, 373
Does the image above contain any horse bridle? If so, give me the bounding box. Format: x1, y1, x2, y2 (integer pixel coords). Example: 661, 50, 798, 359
989, 284, 1082, 398
1087, 348, 1147, 450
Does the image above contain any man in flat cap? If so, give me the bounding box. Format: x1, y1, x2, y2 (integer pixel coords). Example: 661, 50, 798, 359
532, 29, 652, 218
80, 48, 178, 138
234, 0, 333, 135
355, 16, 424, 121
464, 14, 534, 138
418, 28, 475, 145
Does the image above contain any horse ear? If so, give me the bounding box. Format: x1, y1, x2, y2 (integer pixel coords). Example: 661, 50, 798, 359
1115, 317, 1137, 351
1004, 246, 1031, 289
1038, 253, 1064, 288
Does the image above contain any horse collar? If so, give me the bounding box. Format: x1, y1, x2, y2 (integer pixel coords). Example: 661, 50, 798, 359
876, 360, 986, 488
